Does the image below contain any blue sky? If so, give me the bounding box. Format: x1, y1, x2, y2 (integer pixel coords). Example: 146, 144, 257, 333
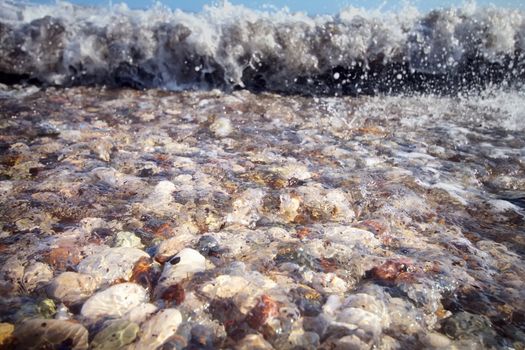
29, 0, 525, 14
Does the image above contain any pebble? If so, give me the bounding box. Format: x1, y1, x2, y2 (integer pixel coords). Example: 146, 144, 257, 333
333, 334, 368, 350
22, 262, 53, 292
13, 318, 89, 350
113, 231, 144, 249
81, 283, 149, 321
201, 273, 278, 314
46, 272, 100, 306
441, 311, 496, 341
226, 188, 265, 227
55, 303, 72, 320
235, 334, 274, 350
154, 233, 195, 263
422, 332, 452, 348
90, 320, 139, 350
0, 323, 14, 347
76, 247, 149, 284
130, 309, 182, 350
343, 293, 389, 327
196, 235, 220, 256
142, 180, 176, 214
0, 257, 25, 295
279, 193, 301, 222
210, 117, 233, 138
154, 248, 206, 298
122, 303, 158, 324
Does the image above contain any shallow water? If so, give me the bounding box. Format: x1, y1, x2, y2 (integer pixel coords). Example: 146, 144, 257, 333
0, 85, 524, 349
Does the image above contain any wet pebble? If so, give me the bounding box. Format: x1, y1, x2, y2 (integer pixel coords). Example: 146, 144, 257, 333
210, 117, 233, 138
235, 334, 274, 350
113, 231, 144, 249
46, 272, 99, 306
142, 180, 176, 215
0, 323, 14, 347
154, 233, 195, 263
122, 303, 158, 324
22, 262, 53, 292
421, 332, 452, 348
90, 319, 139, 350
130, 309, 183, 350
81, 283, 149, 321
76, 247, 149, 284
196, 235, 220, 256
441, 311, 496, 342
13, 318, 88, 350
155, 248, 206, 298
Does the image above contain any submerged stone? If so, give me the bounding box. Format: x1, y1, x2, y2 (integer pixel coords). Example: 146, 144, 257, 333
21, 262, 53, 293
131, 309, 182, 350
0, 323, 14, 347
77, 247, 149, 284
81, 283, 149, 321
46, 272, 99, 306
13, 318, 88, 350
90, 320, 139, 350
154, 248, 206, 298
114, 231, 144, 249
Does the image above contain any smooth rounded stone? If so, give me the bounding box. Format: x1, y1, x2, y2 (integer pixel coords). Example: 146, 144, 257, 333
235, 334, 274, 350
273, 163, 312, 181
91, 167, 145, 193
288, 329, 320, 350
154, 233, 195, 263
55, 303, 72, 320
81, 283, 149, 321
279, 193, 302, 222
385, 297, 423, 335
334, 308, 383, 341
38, 299, 57, 319
13, 318, 88, 350
0, 257, 25, 295
226, 188, 265, 227
305, 271, 349, 295
297, 185, 355, 222
322, 226, 380, 249
441, 312, 495, 340
90, 320, 139, 350
76, 247, 149, 284
142, 180, 176, 214
154, 248, 206, 298
201, 273, 278, 314
91, 137, 113, 162
122, 303, 158, 324
421, 332, 452, 348
343, 294, 389, 327
46, 272, 100, 306
113, 231, 144, 249
323, 295, 343, 316
333, 334, 369, 350
196, 235, 220, 256
22, 262, 53, 292
210, 116, 233, 137
0, 323, 14, 347
0, 181, 14, 199
130, 309, 182, 350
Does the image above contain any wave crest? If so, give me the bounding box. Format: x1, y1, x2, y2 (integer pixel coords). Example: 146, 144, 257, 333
0, 1, 524, 94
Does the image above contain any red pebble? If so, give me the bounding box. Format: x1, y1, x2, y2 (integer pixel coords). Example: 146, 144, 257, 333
246, 295, 279, 329
161, 284, 185, 305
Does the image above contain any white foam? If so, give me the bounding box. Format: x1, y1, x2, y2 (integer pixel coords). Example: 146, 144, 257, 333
0, 0, 523, 91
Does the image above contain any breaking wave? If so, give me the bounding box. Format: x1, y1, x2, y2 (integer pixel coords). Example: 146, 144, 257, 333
1, 0, 524, 94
